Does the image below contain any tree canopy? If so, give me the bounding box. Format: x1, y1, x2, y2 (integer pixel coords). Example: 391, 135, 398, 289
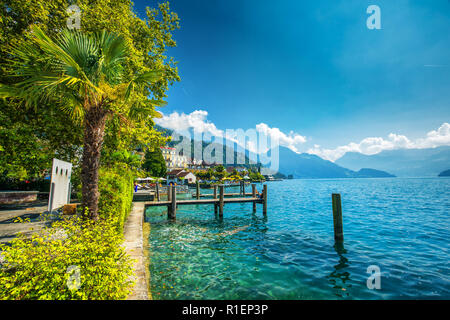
0, 0, 179, 180
142, 148, 167, 177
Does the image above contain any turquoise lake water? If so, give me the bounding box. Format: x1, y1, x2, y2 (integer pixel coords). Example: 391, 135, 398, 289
145, 178, 450, 299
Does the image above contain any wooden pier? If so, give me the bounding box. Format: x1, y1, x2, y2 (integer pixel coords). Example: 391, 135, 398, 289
143, 185, 347, 244
145, 184, 267, 220
193, 181, 253, 198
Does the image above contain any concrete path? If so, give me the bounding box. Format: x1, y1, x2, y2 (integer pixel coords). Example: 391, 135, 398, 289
123, 202, 149, 300
0, 204, 50, 243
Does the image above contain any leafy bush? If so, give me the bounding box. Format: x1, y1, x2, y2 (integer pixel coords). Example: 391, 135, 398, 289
98, 165, 134, 232
0, 177, 50, 192
0, 165, 136, 300
0, 217, 134, 300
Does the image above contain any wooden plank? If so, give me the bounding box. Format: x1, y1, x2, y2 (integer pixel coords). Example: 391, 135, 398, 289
144, 197, 262, 207
195, 192, 253, 197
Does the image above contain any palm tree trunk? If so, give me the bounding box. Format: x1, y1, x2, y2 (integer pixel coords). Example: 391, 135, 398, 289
81, 105, 108, 220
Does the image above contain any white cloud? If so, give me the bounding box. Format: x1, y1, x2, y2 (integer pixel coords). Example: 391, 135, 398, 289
255, 123, 307, 153
156, 111, 450, 162
154, 110, 224, 137
155, 110, 307, 154
308, 122, 450, 161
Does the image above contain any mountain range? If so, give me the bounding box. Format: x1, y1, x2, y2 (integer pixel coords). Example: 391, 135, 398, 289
438, 169, 450, 177
155, 125, 399, 178
155, 125, 258, 169
275, 146, 395, 178
156, 125, 450, 178
335, 146, 450, 177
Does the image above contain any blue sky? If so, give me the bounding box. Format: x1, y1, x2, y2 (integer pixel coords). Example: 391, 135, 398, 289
133, 0, 450, 160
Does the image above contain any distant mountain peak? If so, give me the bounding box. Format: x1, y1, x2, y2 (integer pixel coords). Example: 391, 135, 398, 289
336, 146, 450, 177
277, 146, 395, 178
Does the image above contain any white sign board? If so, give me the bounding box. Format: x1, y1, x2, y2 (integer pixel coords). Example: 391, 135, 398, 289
48, 158, 72, 212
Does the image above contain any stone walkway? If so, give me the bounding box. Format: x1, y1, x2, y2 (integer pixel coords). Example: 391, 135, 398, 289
123, 202, 149, 300
0, 203, 50, 243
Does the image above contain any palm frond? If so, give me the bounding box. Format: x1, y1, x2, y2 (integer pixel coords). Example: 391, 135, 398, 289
124, 71, 164, 101
2, 26, 163, 125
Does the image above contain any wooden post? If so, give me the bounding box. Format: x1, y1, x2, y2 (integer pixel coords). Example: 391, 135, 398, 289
213, 185, 218, 214
168, 185, 172, 202
196, 181, 200, 199
168, 185, 177, 220
156, 183, 160, 201
219, 185, 224, 217
332, 193, 344, 243
262, 184, 267, 216
242, 181, 246, 196
252, 184, 256, 213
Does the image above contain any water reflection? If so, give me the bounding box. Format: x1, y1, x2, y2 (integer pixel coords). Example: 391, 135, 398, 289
146, 202, 271, 299
327, 243, 352, 298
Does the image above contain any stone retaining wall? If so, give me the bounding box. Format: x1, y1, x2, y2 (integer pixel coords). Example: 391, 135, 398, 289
0, 191, 39, 205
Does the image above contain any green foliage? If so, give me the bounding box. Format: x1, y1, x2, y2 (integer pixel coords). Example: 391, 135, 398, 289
0, 159, 137, 300
0, 0, 179, 180
142, 148, 167, 177
0, 24, 169, 216
214, 165, 225, 173
97, 165, 134, 232
249, 170, 265, 181
105, 150, 142, 172
0, 216, 134, 300
0, 106, 80, 179
228, 174, 241, 181
0, 177, 50, 192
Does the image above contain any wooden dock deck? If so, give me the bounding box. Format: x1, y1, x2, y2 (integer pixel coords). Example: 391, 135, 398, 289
145, 184, 267, 219
192, 193, 253, 198
145, 197, 262, 207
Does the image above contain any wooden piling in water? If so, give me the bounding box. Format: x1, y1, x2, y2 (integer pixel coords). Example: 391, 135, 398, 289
156, 183, 160, 201
252, 184, 256, 213
168, 185, 177, 220
262, 184, 267, 216
167, 185, 172, 202
219, 185, 224, 217
196, 181, 200, 200
332, 193, 343, 243
213, 185, 218, 214
242, 181, 246, 196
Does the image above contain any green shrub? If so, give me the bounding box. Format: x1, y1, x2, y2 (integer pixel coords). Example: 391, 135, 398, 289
0, 217, 134, 300
0, 165, 136, 300
97, 165, 134, 232
0, 177, 50, 192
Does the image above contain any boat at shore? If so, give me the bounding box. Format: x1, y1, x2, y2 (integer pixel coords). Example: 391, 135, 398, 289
264, 175, 283, 182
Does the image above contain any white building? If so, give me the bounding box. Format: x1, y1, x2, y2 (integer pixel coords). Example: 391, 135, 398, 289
166, 169, 197, 185
161, 147, 189, 170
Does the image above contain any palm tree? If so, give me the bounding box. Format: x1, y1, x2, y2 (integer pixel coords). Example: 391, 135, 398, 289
0, 26, 163, 220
